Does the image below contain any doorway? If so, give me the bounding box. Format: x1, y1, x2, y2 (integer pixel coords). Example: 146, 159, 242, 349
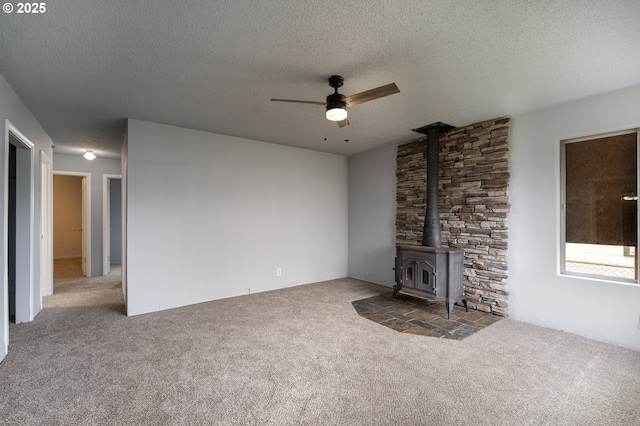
3, 124, 35, 328
103, 175, 122, 276
52, 171, 91, 281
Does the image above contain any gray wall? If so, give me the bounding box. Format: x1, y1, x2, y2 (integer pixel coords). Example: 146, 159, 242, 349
110, 179, 122, 264
124, 119, 348, 316
121, 129, 129, 305
53, 154, 122, 277
0, 72, 55, 361
509, 84, 640, 350
347, 144, 397, 286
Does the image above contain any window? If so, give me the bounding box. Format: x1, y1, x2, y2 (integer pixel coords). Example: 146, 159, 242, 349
561, 130, 639, 283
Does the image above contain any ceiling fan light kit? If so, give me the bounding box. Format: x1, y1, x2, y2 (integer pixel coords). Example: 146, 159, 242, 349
271, 75, 399, 128
325, 107, 347, 121
325, 75, 348, 121
326, 103, 347, 121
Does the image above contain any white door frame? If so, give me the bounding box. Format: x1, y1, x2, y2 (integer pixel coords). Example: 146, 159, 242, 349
40, 152, 53, 296
2, 120, 36, 360
102, 174, 121, 275
53, 171, 91, 277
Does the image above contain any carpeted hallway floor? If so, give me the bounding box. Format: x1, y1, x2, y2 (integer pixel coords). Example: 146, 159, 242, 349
53, 257, 86, 280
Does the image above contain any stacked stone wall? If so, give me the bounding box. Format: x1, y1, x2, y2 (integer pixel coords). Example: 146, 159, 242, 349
396, 117, 511, 315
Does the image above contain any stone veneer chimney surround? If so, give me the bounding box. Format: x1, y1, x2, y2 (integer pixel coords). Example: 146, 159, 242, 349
395, 117, 511, 316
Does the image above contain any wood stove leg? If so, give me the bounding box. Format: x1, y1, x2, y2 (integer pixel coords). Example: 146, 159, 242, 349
446, 302, 454, 319
392, 286, 399, 300
462, 298, 468, 312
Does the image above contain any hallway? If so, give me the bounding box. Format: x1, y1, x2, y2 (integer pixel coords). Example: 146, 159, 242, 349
47, 258, 124, 311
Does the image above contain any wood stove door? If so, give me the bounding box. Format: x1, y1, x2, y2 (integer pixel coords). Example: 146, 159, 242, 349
400, 259, 417, 288
401, 258, 436, 295
416, 260, 436, 294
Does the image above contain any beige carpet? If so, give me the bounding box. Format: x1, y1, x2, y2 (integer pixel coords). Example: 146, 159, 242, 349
53, 257, 86, 280
1, 270, 639, 425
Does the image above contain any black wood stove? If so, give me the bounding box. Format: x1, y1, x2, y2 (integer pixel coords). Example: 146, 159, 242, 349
393, 122, 467, 319
394, 245, 466, 319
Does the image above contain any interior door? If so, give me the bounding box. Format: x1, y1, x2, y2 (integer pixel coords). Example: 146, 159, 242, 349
105, 178, 111, 273
81, 176, 86, 276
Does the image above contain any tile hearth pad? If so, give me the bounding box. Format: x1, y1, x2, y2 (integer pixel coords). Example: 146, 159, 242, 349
352, 292, 502, 340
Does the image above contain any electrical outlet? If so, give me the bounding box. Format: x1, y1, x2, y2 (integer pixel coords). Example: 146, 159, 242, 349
277, 268, 282, 276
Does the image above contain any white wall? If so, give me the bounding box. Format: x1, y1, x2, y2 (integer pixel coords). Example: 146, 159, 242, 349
510, 84, 640, 350
53, 154, 122, 277
347, 145, 397, 286
0, 72, 54, 362
125, 119, 348, 316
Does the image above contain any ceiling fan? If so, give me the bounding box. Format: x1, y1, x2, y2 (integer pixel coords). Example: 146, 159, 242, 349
271, 75, 400, 127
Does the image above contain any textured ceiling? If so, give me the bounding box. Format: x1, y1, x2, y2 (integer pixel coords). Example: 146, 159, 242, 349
1, 0, 639, 158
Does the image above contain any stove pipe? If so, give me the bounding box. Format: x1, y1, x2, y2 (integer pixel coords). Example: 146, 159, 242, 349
412, 122, 455, 247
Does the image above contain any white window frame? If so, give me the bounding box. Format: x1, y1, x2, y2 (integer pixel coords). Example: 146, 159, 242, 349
560, 128, 639, 284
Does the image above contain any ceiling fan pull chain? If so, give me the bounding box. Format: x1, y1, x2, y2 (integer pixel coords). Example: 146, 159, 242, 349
324, 114, 328, 141
345, 121, 349, 142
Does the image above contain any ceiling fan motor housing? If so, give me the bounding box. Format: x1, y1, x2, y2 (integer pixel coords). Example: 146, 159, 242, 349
327, 75, 346, 111
326, 92, 346, 109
